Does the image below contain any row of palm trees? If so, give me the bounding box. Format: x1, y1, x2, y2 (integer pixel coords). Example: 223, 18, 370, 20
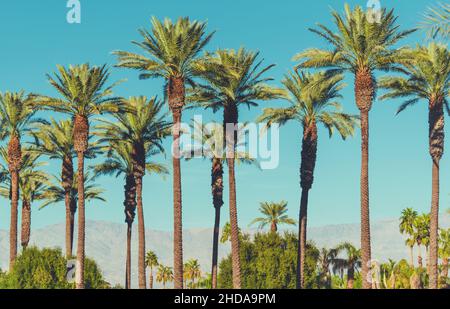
0, 3, 449, 290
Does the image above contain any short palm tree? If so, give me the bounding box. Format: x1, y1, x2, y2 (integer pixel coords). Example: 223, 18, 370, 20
33, 64, 120, 288
399, 208, 418, 266
184, 259, 201, 289
332, 242, 362, 289
186, 121, 256, 289
258, 70, 357, 288
439, 228, 450, 283
145, 251, 159, 289
189, 48, 283, 288
250, 201, 295, 233
0, 148, 48, 250
413, 213, 431, 269
294, 4, 414, 288
30, 118, 100, 257
96, 96, 169, 289
0, 91, 44, 269
114, 17, 214, 289
380, 43, 450, 288
421, 2, 450, 41
156, 265, 174, 289
318, 248, 337, 289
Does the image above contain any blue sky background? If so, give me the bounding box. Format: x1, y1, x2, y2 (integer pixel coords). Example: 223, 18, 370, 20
0, 0, 447, 232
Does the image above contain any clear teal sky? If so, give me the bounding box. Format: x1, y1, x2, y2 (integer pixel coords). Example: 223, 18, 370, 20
0, 0, 446, 231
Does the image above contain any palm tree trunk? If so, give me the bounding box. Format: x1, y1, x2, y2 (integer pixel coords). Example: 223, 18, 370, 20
75, 151, 85, 289
360, 110, 372, 289
418, 244, 423, 268
149, 267, 154, 289
9, 170, 19, 270
125, 223, 132, 289
20, 199, 31, 250
211, 158, 223, 289
347, 268, 355, 289
428, 96, 444, 289
168, 77, 185, 289
135, 176, 147, 289
409, 245, 414, 267
442, 258, 449, 280
64, 191, 73, 257
297, 122, 317, 289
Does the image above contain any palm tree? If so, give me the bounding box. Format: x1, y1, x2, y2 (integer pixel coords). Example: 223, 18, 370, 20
421, 2, 450, 41
0, 148, 49, 250
186, 121, 256, 289
439, 228, 450, 285
317, 248, 337, 289
30, 119, 100, 257
189, 48, 283, 288
184, 259, 201, 288
294, 4, 414, 288
145, 251, 159, 289
33, 64, 120, 288
0, 91, 44, 269
399, 208, 418, 266
258, 70, 357, 288
413, 213, 431, 269
332, 242, 362, 289
249, 201, 296, 233
114, 17, 214, 289
156, 265, 174, 289
96, 96, 169, 289
380, 43, 450, 288
381, 259, 398, 289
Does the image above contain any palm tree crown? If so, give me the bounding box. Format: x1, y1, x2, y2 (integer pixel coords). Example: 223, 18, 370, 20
250, 201, 296, 232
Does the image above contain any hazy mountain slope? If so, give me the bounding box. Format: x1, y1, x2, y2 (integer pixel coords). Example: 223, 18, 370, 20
0, 216, 448, 287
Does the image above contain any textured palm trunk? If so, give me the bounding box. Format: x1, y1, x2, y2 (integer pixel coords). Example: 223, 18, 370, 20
125, 223, 132, 289
75, 151, 85, 289
409, 246, 414, 267
428, 96, 444, 289
8, 134, 21, 270
347, 268, 355, 289
270, 222, 278, 233
21, 199, 31, 249
124, 174, 136, 289
168, 76, 185, 289
74, 114, 88, 289
135, 176, 147, 289
149, 267, 154, 289
297, 122, 318, 289
211, 158, 223, 289
62, 155, 74, 257
355, 68, 374, 289
224, 103, 242, 289
418, 244, 423, 268
442, 258, 449, 280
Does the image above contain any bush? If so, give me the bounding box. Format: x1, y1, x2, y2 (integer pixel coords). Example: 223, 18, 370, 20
218, 232, 320, 288
0, 247, 109, 289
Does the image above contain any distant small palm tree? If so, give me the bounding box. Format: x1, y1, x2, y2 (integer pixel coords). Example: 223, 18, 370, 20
317, 248, 337, 289
421, 2, 450, 41
184, 259, 202, 289
413, 214, 431, 269
0, 91, 45, 269
332, 242, 362, 289
156, 265, 174, 289
145, 251, 159, 289
439, 228, 450, 282
399, 208, 418, 266
250, 201, 295, 233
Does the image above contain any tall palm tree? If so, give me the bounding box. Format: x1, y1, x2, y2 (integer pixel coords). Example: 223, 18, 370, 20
33, 64, 120, 288
421, 2, 450, 41
399, 208, 418, 266
30, 119, 100, 257
114, 17, 214, 289
0, 91, 44, 269
332, 242, 362, 289
249, 201, 296, 233
0, 148, 48, 250
156, 265, 174, 289
145, 251, 159, 289
380, 43, 450, 288
96, 96, 169, 289
186, 121, 256, 289
258, 70, 357, 288
189, 48, 283, 288
294, 4, 414, 288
